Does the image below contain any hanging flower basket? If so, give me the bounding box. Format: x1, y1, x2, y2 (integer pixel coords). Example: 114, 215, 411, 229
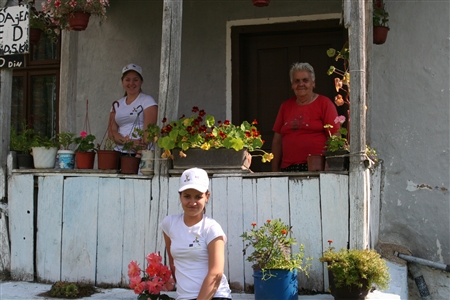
373, 26, 389, 45
68, 12, 91, 31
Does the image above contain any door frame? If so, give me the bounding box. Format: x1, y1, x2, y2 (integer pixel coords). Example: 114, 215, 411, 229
225, 13, 342, 121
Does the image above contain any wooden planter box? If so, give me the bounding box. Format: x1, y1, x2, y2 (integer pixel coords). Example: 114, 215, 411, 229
171, 148, 248, 170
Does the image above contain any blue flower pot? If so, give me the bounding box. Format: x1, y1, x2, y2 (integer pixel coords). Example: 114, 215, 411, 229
57, 150, 75, 169
253, 269, 298, 300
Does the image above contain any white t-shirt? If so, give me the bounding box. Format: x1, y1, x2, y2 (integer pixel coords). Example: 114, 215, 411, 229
112, 93, 157, 152
160, 214, 232, 300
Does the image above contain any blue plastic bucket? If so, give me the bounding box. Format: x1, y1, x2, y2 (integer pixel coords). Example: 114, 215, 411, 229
253, 269, 298, 300
57, 150, 75, 169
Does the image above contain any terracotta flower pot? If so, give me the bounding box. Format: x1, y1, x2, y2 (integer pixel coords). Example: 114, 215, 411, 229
97, 150, 119, 170
373, 26, 389, 45
68, 11, 91, 31
307, 154, 325, 171
120, 156, 140, 174
75, 151, 96, 169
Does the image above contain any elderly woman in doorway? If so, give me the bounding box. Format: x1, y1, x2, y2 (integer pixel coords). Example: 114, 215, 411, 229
108, 63, 158, 157
271, 62, 340, 172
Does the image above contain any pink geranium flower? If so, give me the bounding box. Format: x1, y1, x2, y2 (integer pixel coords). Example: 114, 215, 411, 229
80, 131, 87, 138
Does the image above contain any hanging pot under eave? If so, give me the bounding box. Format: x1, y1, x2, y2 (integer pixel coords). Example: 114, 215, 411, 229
252, 0, 270, 7
373, 26, 389, 45
68, 11, 91, 31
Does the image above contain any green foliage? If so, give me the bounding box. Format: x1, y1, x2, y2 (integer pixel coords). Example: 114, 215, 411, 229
319, 246, 390, 290
133, 123, 160, 145
10, 126, 35, 154
57, 132, 75, 150
31, 135, 59, 149
324, 124, 349, 152
158, 106, 273, 163
49, 281, 79, 298
73, 132, 96, 152
373, 0, 389, 27
103, 137, 116, 150
241, 219, 311, 274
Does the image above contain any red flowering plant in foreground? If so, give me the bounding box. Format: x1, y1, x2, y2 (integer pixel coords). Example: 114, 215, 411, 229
128, 252, 175, 300
240, 219, 311, 278
157, 106, 273, 163
73, 131, 96, 152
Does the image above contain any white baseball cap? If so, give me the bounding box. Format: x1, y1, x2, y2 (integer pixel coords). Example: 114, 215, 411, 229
178, 168, 209, 193
122, 63, 143, 77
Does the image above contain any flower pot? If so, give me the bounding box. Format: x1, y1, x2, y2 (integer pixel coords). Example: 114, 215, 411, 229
97, 150, 119, 170
140, 149, 154, 175
328, 270, 370, 300
57, 150, 75, 169
120, 156, 140, 174
32, 147, 57, 169
252, 0, 270, 7
75, 151, 96, 169
29, 28, 42, 46
68, 11, 91, 31
16, 152, 34, 169
253, 269, 298, 300
373, 26, 389, 45
172, 148, 249, 170
307, 154, 325, 171
324, 150, 349, 171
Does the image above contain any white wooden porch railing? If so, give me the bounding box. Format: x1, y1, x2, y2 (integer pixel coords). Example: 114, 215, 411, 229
8, 170, 380, 293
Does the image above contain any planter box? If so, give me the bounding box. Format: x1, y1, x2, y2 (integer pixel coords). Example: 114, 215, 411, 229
172, 148, 248, 170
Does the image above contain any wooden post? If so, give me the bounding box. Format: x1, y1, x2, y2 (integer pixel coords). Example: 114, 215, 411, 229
0, 68, 12, 273
348, 0, 369, 250
154, 0, 183, 175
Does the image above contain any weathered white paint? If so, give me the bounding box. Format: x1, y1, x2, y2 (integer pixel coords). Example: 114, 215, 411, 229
8, 174, 34, 281
7, 172, 365, 293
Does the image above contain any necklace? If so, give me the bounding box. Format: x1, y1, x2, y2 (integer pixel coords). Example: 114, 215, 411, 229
297, 93, 315, 105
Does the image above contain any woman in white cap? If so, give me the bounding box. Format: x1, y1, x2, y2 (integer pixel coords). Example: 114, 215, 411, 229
108, 63, 158, 156
161, 168, 232, 300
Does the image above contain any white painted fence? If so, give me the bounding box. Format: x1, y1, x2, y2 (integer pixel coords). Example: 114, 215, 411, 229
7, 170, 380, 292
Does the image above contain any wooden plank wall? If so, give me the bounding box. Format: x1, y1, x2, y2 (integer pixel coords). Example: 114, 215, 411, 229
8, 173, 355, 292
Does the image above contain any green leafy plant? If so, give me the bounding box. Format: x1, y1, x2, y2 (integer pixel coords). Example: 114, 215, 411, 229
10, 126, 35, 154
324, 116, 349, 152
41, 0, 110, 30
158, 106, 273, 163
31, 135, 59, 149
373, 0, 389, 27
57, 132, 75, 150
133, 123, 160, 146
319, 240, 390, 290
241, 219, 311, 278
73, 131, 96, 152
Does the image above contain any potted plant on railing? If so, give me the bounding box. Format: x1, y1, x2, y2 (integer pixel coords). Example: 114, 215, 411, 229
241, 219, 311, 300
319, 240, 390, 299
158, 106, 274, 171
56, 131, 76, 169
323, 115, 349, 171
133, 123, 160, 176
31, 135, 59, 169
41, 0, 110, 31
73, 131, 96, 169
10, 126, 36, 169
96, 137, 120, 170
373, 0, 389, 44
119, 137, 144, 175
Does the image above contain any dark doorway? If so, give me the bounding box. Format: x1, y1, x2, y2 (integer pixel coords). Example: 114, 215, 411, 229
232, 20, 347, 172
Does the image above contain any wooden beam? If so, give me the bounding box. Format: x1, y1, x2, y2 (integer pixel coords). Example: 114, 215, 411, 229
348, 0, 369, 250
155, 0, 183, 175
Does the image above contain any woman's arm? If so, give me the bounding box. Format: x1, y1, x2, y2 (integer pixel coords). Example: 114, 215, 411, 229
163, 232, 176, 283
197, 236, 225, 300
108, 112, 126, 145
271, 132, 282, 172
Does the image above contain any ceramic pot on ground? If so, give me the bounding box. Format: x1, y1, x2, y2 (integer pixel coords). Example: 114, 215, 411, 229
252, 268, 298, 300
140, 150, 154, 176
57, 150, 75, 169
307, 154, 325, 171
75, 151, 96, 169
120, 156, 140, 174
328, 271, 370, 300
32, 147, 58, 169
68, 12, 91, 31
373, 26, 389, 45
97, 150, 120, 170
